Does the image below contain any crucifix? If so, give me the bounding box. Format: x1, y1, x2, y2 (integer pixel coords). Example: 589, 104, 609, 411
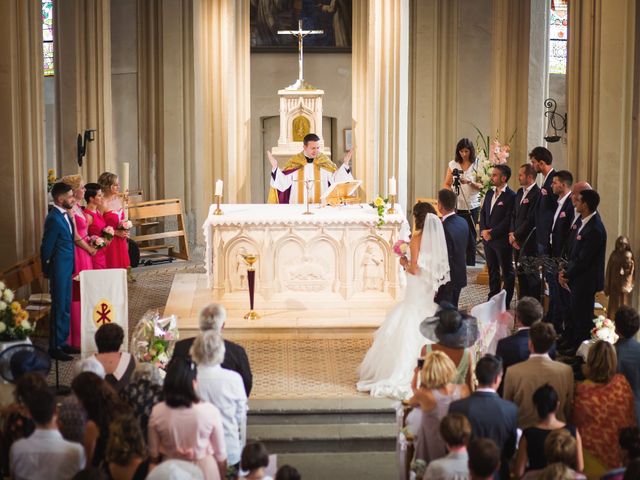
278, 19, 324, 90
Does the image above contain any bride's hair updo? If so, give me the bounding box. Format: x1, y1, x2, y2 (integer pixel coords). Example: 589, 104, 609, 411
413, 202, 437, 231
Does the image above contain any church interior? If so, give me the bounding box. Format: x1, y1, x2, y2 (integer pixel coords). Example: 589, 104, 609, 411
3, 0, 640, 479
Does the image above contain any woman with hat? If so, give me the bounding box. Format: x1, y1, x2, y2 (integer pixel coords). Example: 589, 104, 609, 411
419, 303, 479, 391
357, 202, 451, 399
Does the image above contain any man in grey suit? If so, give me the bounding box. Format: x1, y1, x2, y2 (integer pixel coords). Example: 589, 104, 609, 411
615, 305, 640, 427
503, 321, 574, 429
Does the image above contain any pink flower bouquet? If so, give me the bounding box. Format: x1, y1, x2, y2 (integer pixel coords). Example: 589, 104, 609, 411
102, 226, 115, 240
90, 235, 107, 249
117, 220, 133, 231
393, 239, 409, 257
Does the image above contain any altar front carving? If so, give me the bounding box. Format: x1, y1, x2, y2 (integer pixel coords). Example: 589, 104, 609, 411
203, 204, 410, 311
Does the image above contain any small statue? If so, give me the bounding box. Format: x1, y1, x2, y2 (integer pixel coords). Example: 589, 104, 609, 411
604, 236, 635, 318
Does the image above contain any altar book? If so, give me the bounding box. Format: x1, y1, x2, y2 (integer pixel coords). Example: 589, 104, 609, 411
321, 180, 362, 205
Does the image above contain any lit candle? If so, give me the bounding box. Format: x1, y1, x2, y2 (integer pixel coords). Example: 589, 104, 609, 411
388, 177, 397, 196
215, 179, 223, 197
121, 162, 130, 192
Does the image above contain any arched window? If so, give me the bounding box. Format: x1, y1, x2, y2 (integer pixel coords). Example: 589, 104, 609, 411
43, 0, 54, 76
549, 0, 568, 75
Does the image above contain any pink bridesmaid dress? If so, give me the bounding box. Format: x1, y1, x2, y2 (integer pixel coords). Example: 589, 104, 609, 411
104, 208, 131, 269
70, 207, 94, 348
86, 208, 108, 269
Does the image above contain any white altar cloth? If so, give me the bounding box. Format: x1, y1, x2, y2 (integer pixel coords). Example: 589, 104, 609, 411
202, 203, 410, 311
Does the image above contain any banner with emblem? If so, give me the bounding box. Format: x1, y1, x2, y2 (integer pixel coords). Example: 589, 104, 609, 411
80, 269, 128, 357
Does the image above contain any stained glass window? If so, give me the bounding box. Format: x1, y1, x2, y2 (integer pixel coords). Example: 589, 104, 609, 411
549, 0, 568, 75
42, 1, 54, 76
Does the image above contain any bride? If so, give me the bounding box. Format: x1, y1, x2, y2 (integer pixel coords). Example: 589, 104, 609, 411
357, 202, 450, 399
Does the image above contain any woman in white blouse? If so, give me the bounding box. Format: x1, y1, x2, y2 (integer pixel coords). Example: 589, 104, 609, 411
443, 138, 482, 266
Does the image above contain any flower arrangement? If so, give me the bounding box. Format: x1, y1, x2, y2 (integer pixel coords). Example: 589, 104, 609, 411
102, 226, 115, 240
0, 282, 32, 341
47, 168, 57, 192
474, 127, 516, 199
590, 315, 619, 344
90, 235, 107, 250
117, 219, 133, 231
369, 196, 389, 226
393, 239, 409, 257
130, 310, 179, 372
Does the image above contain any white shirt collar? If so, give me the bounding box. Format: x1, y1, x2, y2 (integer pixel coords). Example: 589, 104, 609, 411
556, 191, 571, 206
517, 326, 530, 332
522, 183, 535, 195
441, 212, 455, 222
529, 352, 551, 359
577, 211, 597, 234
475, 387, 497, 393
542, 168, 555, 185
54, 205, 68, 215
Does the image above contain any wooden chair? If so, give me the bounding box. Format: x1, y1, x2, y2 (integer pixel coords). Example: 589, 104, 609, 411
0, 255, 51, 336
127, 198, 190, 261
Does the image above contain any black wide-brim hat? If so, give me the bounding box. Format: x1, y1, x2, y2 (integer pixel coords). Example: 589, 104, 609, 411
0, 344, 51, 383
420, 302, 479, 349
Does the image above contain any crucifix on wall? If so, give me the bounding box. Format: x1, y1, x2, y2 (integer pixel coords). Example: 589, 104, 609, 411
278, 20, 324, 90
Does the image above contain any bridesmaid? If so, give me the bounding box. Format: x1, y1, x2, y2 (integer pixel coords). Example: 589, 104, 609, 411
84, 183, 109, 269
61, 175, 96, 351
98, 172, 130, 270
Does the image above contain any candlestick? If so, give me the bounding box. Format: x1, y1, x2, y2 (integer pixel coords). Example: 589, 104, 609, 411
388, 176, 397, 196
242, 254, 260, 320
214, 195, 223, 215
214, 179, 223, 197
121, 162, 130, 193
387, 194, 396, 214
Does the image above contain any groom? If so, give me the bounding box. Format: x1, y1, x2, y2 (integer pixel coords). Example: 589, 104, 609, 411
435, 189, 469, 308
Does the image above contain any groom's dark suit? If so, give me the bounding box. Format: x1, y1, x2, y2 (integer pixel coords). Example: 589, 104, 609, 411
435, 212, 469, 308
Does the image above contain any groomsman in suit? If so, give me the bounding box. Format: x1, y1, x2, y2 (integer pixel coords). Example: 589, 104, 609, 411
509, 164, 541, 299
530, 147, 557, 255
41, 182, 76, 361
559, 189, 607, 351
565, 181, 592, 256
547, 170, 574, 334
480, 165, 516, 308
449, 355, 518, 480
435, 189, 470, 308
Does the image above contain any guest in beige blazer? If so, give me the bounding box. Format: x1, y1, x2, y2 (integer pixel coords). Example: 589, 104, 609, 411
503, 321, 574, 428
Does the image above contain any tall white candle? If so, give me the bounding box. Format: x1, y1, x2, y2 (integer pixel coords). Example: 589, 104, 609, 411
121, 162, 130, 192
388, 177, 397, 196
215, 179, 223, 197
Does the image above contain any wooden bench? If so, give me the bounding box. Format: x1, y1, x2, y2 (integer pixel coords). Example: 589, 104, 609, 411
0, 255, 51, 336
127, 198, 190, 261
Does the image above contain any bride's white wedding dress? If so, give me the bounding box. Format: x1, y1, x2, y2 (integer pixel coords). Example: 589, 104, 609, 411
357, 213, 450, 399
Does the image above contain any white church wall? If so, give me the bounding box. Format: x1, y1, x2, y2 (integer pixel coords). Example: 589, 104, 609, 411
250, 53, 352, 203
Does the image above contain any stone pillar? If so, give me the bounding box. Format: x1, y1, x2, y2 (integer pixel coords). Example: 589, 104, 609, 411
353, 0, 410, 207
55, 0, 114, 180
192, 0, 251, 241
527, 0, 549, 153
567, 0, 635, 241
0, 0, 46, 269
490, 0, 530, 173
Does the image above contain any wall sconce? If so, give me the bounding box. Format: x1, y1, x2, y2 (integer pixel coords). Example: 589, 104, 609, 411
77, 129, 96, 167
543, 98, 567, 143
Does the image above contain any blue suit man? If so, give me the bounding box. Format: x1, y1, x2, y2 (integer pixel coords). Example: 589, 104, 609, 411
41, 182, 76, 360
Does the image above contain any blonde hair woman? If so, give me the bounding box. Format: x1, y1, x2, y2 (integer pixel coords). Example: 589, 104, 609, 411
408, 350, 470, 463
97, 172, 130, 269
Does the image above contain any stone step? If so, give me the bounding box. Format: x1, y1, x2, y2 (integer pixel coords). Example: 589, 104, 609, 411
247, 423, 397, 454
273, 452, 397, 480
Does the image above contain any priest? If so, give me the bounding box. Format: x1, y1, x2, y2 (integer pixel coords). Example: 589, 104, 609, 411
267, 133, 354, 204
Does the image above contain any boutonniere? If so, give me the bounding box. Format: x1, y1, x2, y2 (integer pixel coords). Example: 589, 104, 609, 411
559, 212, 566, 218
541, 188, 547, 196
522, 198, 529, 204
571, 224, 578, 230
497, 201, 504, 206
577, 235, 582, 241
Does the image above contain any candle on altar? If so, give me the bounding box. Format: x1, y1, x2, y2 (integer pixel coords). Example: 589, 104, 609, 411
215, 179, 223, 197
121, 162, 130, 192
388, 177, 397, 196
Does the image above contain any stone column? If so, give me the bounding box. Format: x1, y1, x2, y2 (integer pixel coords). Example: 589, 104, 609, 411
490, 0, 530, 172
55, 0, 114, 181
192, 0, 251, 242
352, 0, 410, 207
527, 0, 549, 153
0, 0, 46, 269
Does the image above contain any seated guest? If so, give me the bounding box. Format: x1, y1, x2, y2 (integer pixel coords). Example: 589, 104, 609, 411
503, 321, 573, 428
574, 340, 637, 476
420, 304, 479, 392
467, 438, 500, 480
10, 375, 85, 480
71, 372, 130, 467
174, 303, 253, 396
514, 384, 583, 477
423, 413, 471, 479
192, 331, 247, 472
408, 351, 470, 463
119, 363, 163, 442
94, 323, 136, 392
148, 357, 227, 480
615, 305, 640, 426
275, 465, 300, 480
601, 427, 640, 480
542, 429, 586, 479
239, 442, 272, 480
104, 413, 150, 480
449, 355, 518, 480
145, 460, 205, 480
537, 462, 584, 480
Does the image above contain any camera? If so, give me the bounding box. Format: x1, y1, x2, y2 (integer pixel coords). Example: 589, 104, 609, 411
452, 168, 462, 178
